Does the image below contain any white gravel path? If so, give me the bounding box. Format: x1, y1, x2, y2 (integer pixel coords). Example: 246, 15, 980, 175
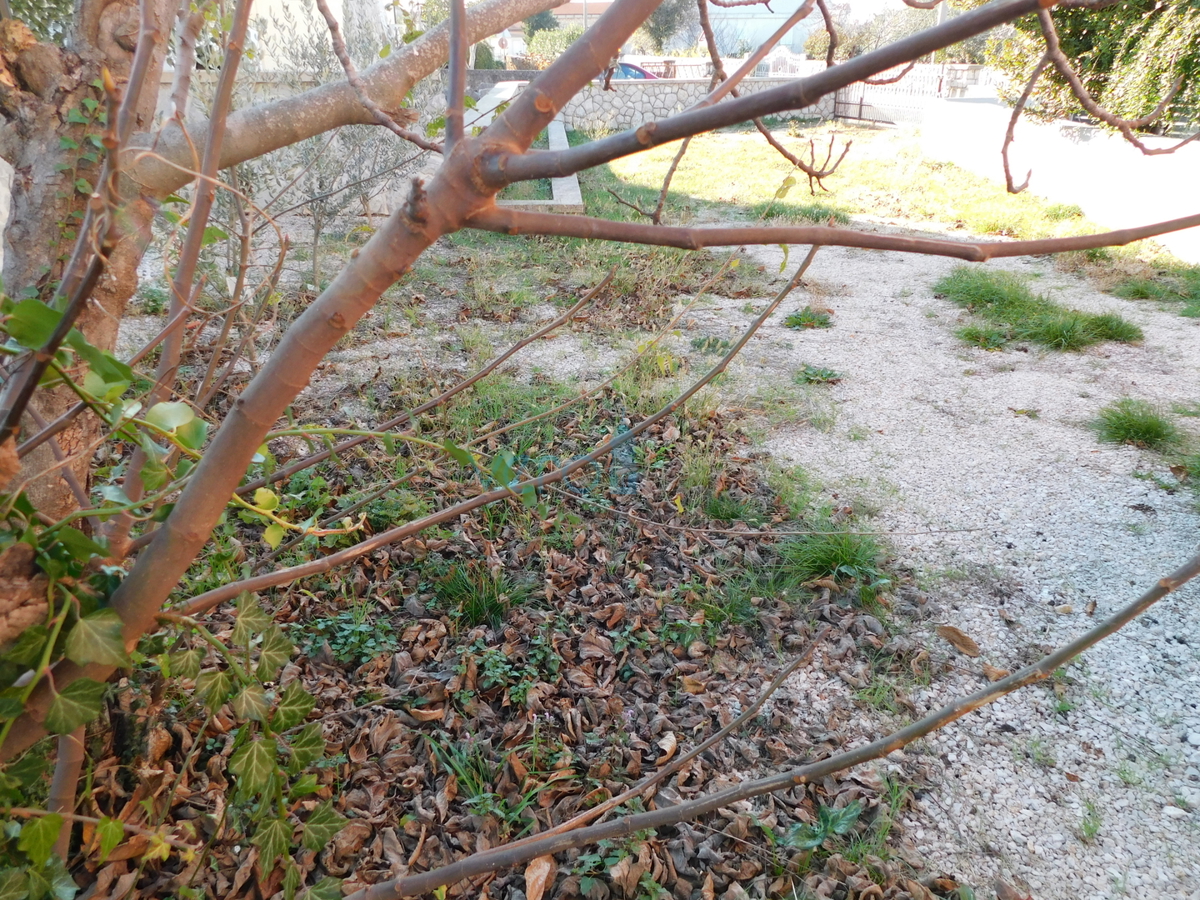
716, 240, 1200, 899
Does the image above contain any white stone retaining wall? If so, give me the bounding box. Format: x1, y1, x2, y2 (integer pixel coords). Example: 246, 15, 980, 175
561, 78, 833, 133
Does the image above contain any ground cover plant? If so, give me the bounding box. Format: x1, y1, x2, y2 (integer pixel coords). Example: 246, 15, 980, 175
1094, 399, 1183, 451
934, 266, 1143, 351
0, 0, 1199, 898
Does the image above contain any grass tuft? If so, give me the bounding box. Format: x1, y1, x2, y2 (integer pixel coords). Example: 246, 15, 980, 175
795, 364, 842, 384
778, 526, 890, 601
934, 267, 1142, 351
436, 562, 533, 627
1094, 399, 1182, 451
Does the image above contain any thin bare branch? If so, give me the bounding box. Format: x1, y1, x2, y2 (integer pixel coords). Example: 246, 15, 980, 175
864, 59, 918, 85
314, 0, 443, 154
345, 549, 1200, 899
1003, 54, 1050, 193
168, 1, 213, 119
491, 0, 1046, 185
816, 0, 838, 68
467, 205, 1200, 261
47, 727, 86, 860
1038, 8, 1200, 155
446, 0, 468, 152
175, 251, 820, 618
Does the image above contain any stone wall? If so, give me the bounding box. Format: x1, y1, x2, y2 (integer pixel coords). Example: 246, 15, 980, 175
561, 78, 833, 133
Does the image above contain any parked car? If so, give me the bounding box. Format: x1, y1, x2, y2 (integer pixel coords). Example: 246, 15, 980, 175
609, 62, 658, 80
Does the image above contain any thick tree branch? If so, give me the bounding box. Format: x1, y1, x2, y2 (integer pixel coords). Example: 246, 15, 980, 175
492, 0, 1048, 185
128, 0, 569, 195
466, 205, 1200, 261
346, 549, 1200, 899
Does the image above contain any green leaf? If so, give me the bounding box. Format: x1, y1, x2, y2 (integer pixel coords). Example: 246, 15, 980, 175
443, 439, 476, 470
26, 856, 75, 900
231, 593, 272, 646
64, 609, 129, 667
17, 814, 62, 867
302, 877, 344, 900
256, 625, 293, 683
229, 737, 278, 794
138, 453, 170, 492
261, 524, 285, 550
44, 679, 106, 734
253, 488, 279, 511
490, 450, 515, 488
168, 647, 204, 680
250, 816, 291, 869
425, 115, 446, 138
820, 799, 862, 835
778, 243, 790, 273
301, 801, 346, 852
176, 416, 208, 451
2, 626, 47, 668
66, 108, 88, 124
145, 401, 195, 433
200, 226, 228, 246
283, 861, 302, 900
6, 299, 60, 349
271, 681, 314, 731
775, 174, 797, 199
53, 526, 107, 562
74, 178, 92, 195
289, 773, 320, 798
284, 722, 325, 773
378, 42, 391, 58
58, 137, 79, 151
231, 684, 271, 722
463, 95, 477, 110
0, 697, 24, 720
195, 669, 234, 711
96, 816, 124, 862
0, 868, 26, 900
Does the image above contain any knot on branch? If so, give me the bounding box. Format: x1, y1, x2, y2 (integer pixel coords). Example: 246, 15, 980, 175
403, 177, 429, 231
0, 19, 64, 100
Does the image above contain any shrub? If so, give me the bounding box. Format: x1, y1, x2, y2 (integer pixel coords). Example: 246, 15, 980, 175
526, 26, 585, 68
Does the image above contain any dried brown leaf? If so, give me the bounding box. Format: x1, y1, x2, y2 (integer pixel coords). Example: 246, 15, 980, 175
982, 664, 1009, 682
935, 625, 980, 657
655, 732, 678, 766
524, 855, 556, 900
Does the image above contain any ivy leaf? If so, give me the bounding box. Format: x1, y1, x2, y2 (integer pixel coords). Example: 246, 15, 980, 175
195, 669, 234, 711
261, 524, 285, 550
64, 609, 129, 667
145, 401, 195, 433
256, 625, 292, 683
54, 526, 108, 562
231, 593, 272, 647
302, 802, 346, 852
0, 868, 26, 900
302, 877, 344, 900
2, 626, 47, 668
229, 737, 278, 794
251, 817, 291, 870
17, 814, 62, 866
231, 684, 271, 722
271, 680, 313, 731
821, 799, 862, 835
44, 679, 106, 734
96, 817, 124, 862
167, 647, 204, 680
289, 774, 320, 798
284, 722, 325, 774
283, 861, 302, 900
490, 450, 516, 488
5, 299, 60, 349
25, 856, 75, 900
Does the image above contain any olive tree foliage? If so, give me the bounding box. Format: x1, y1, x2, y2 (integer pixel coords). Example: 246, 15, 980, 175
987, 0, 1200, 130
0, 0, 1197, 894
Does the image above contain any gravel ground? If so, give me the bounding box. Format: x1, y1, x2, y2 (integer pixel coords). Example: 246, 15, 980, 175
713, 239, 1200, 899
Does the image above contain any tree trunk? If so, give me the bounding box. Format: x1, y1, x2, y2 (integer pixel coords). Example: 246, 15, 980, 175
1, 0, 168, 522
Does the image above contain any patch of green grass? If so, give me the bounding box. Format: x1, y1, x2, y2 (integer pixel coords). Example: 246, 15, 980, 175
1113, 265, 1200, 316
778, 526, 890, 601
435, 562, 534, 627
1079, 799, 1102, 843
784, 306, 833, 329
934, 267, 1142, 351
701, 492, 765, 524
795, 364, 842, 384
1094, 398, 1182, 451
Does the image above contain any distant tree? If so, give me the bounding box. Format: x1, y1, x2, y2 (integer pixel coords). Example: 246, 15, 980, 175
986, 0, 1200, 130
523, 8, 559, 38
639, 0, 697, 52
526, 24, 585, 67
